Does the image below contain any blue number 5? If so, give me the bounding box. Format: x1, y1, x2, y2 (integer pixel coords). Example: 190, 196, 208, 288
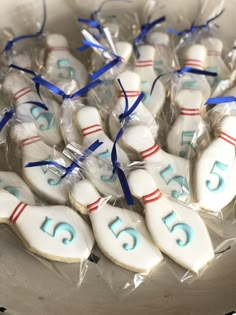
108, 216, 140, 251
162, 211, 194, 247
31, 106, 55, 131
57, 59, 75, 79
160, 164, 189, 199
41, 216, 76, 245
206, 161, 228, 193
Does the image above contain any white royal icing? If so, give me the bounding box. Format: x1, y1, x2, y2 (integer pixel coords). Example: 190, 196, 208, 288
128, 169, 214, 273
0, 189, 94, 262
123, 124, 191, 203
195, 115, 236, 212
71, 179, 163, 274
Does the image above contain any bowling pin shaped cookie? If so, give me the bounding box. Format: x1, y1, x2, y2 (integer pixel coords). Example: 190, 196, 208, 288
201, 37, 231, 87
0, 189, 94, 262
146, 31, 177, 75
178, 44, 211, 102
167, 89, 203, 159
195, 115, 236, 212
0, 171, 35, 205
133, 45, 166, 116
128, 169, 214, 273
11, 122, 67, 204
109, 70, 158, 141
70, 179, 163, 274
123, 124, 191, 203
75, 106, 129, 199
3, 71, 62, 146
45, 33, 88, 90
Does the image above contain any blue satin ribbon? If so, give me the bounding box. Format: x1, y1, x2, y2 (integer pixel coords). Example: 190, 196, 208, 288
110, 79, 144, 205
2, 0, 46, 53
25, 140, 104, 178
31, 76, 102, 99
133, 16, 166, 58
78, 40, 122, 80
151, 66, 218, 94
205, 96, 236, 105
0, 108, 15, 131
91, 0, 131, 20
167, 9, 225, 36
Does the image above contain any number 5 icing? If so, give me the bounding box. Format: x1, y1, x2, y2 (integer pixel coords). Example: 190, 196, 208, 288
11, 122, 67, 204
123, 124, 191, 203
195, 115, 236, 212
128, 169, 214, 273
0, 189, 94, 262
3, 69, 62, 147
69, 179, 163, 274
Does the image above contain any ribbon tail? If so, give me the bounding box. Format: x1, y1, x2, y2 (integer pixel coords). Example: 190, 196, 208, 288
116, 167, 134, 205
205, 96, 236, 105
0, 108, 15, 131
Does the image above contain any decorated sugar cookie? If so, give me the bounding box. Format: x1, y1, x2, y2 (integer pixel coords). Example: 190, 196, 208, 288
178, 44, 212, 102
123, 124, 191, 203
3, 71, 62, 146
76, 106, 129, 164
146, 31, 176, 75
69, 179, 163, 274
0, 171, 35, 205
128, 169, 214, 273
108, 70, 158, 141
0, 189, 94, 262
167, 89, 203, 159
11, 122, 67, 204
133, 45, 166, 116
45, 33, 88, 90
195, 115, 236, 212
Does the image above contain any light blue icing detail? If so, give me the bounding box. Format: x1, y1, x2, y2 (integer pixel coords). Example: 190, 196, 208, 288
183, 81, 197, 88
206, 161, 228, 193
57, 59, 76, 79
40, 216, 76, 245
162, 211, 194, 247
160, 164, 189, 198
31, 106, 55, 131
154, 60, 164, 75
4, 186, 20, 198
180, 131, 196, 158
40, 155, 62, 186
0, 180, 20, 198
108, 216, 140, 251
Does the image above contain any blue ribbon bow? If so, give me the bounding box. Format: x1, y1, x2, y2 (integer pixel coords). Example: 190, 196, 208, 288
167, 9, 225, 36
78, 40, 122, 80
151, 66, 218, 94
133, 16, 166, 58
25, 140, 103, 178
31, 75, 102, 100
111, 79, 144, 205
205, 96, 236, 105
2, 0, 46, 53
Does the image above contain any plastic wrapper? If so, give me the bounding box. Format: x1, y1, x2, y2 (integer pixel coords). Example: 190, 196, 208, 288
2, 63, 63, 147
42, 32, 88, 92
